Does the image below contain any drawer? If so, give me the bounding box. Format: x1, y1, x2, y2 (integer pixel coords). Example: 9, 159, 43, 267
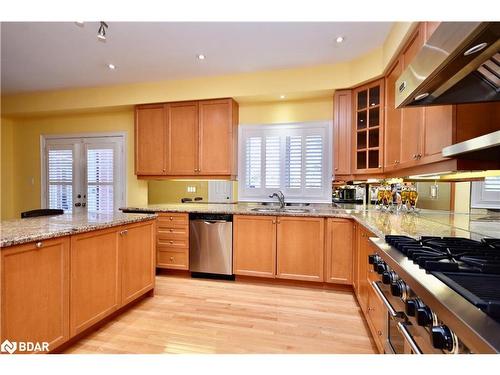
157, 237, 189, 249
157, 226, 188, 240
157, 250, 188, 270
157, 213, 188, 228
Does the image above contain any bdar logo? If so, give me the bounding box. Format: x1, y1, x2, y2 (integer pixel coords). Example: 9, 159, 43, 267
1, 339, 17, 354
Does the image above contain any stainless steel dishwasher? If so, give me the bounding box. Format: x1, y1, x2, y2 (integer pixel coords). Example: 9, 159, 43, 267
189, 213, 233, 278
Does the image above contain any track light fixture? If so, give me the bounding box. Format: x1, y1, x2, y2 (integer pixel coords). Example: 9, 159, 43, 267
97, 21, 108, 42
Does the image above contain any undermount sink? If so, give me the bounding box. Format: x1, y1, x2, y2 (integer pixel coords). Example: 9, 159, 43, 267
250, 207, 310, 214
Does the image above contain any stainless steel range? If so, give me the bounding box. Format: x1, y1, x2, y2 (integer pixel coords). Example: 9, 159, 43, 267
369, 235, 500, 354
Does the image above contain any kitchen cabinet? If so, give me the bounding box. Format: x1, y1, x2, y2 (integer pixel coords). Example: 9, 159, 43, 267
276, 217, 324, 282
120, 221, 156, 305
384, 58, 403, 171
70, 228, 121, 336
352, 79, 384, 174
325, 218, 354, 284
333, 90, 352, 177
135, 104, 168, 176
199, 99, 238, 176
367, 281, 386, 353
156, 212, 190, 270
233, 215, 325, 282
1, 237, 70, 352
135, 98, 238, 179
166, 101, 199, 175
354, 225, 374, 313
233, 215, 277, 278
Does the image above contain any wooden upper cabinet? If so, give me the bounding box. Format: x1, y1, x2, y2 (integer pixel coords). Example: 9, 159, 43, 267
70, 228, 121, 337
167, 101, 199, 175
353, 79, 384, 174
1, 237, 70, 352
233, 215, 277, 278
199, 99, 238, 176
325, 218, 354, 285
276, 216, 324, 282
333, 90, 352, 176
135, 98, 238, 178
120, 221, 155, 306
135, 104, 168, 176
400, 24, 425, 168
384, 58, 403, 170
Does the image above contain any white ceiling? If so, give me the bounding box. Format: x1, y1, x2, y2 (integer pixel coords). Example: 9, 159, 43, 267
1, 22, 393, 94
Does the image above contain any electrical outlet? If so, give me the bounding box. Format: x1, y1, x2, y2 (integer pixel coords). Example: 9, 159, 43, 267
187, 186, 196, 193
429, 184, 439, 199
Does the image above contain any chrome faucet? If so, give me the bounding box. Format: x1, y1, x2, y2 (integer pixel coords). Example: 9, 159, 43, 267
269, 190, 285, 209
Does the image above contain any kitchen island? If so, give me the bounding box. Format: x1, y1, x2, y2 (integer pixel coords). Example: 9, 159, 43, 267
0, 211, 157, 353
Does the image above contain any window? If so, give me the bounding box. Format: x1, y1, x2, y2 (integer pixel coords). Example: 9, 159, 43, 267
471, 177, 500, 209
42, 134, 125, 213
238, 121, 332, 202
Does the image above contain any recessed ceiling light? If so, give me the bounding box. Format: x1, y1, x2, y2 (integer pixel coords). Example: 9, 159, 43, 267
280, 95, 286, 99
97, 21, 108, 42
107, 63, 116, 70
197, 54, 206, 60
75, 21, 85, 27
336, 36, 345, 44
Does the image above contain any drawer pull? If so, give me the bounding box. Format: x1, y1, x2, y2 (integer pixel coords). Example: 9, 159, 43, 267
35, 241, 43, 248
169, 241, 174, 244
120, 230, 128, 236
169, 229, 174, 232
169, 216, 173, 220
170, 256, 174, 261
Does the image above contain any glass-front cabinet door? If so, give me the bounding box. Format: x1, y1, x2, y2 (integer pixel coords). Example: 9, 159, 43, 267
353, 79, 384, 174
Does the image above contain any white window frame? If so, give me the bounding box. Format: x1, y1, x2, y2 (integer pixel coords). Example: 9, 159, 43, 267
40, 132, 127, 211
471, 177, 500, 209
238, 121, 332, 203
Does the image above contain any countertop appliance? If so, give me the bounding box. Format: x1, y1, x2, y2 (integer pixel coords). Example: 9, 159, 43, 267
396, 22, 500, 108
189, 213, 233, 278
369, 235, 500, 353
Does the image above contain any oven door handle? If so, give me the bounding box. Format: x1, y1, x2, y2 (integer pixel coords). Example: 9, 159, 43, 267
371, 281, 402, 319
397, 322, 423, 354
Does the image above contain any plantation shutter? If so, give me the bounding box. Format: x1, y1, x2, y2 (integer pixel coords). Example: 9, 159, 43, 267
86, 145, 115, 213
471, 176, 500, 209
47, 145, 74, 212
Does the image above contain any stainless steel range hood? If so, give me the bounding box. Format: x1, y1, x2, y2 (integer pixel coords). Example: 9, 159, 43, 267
396, 22, 500, 108
442, 130, 500, 158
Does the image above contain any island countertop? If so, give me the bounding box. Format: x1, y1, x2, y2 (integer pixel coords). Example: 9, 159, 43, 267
121, 203, 500, 241
0, 211, 157, 248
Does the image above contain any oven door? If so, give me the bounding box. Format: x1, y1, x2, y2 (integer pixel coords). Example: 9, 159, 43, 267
372, 281, 423, 354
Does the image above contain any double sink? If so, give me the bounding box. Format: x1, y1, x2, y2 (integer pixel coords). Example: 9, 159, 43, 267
250, 202, 311, 214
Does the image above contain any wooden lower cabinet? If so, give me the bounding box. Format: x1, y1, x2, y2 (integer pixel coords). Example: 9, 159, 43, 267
1, 237, 70, 353
156, 212, 189, 270
120, 221, 156, 305
70, 228, 121, 337
367, 281, 386, 353
355, 225, 374, 313
325, 218, 354, 284
233, 215, 277, 278
277, 217, 324, 282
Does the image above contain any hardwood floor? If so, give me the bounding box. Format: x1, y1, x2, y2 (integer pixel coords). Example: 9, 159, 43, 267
64, 275, 377, 354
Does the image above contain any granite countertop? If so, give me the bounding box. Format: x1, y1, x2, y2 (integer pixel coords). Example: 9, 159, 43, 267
0, 211, 157, 248
122, 203, 500, 241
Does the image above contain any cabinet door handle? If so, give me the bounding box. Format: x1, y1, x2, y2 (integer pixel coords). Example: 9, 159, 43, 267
169, 216, 173, 220
272, 220, 276, 224
170, 256, 174, 261
120, 230, 128, 235
35, 241, 43, 248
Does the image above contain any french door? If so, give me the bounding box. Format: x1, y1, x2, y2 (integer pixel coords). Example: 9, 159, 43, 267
42, 135, 125, 213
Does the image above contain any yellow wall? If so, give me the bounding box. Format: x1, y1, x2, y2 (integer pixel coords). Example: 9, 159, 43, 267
1, 117, 15, 218
0, 110, 148, 219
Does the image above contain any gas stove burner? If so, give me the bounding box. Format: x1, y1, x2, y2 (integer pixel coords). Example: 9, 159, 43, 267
384, 234, 500, 322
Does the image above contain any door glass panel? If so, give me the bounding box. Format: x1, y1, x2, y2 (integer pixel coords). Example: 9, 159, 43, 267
357, 90, 367, 110
47, 148, 74, 212
368, 150, 379, 169
357, 132, 367, 150
369, 107, 380, 127
357, 111, 367, 129
357, 151, 367, 170
369, 86, 380, 107
87, 147, 115, 213
369, 129, 379, 148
